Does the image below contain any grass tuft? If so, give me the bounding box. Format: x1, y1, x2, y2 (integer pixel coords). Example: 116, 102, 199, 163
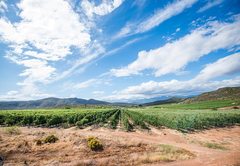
201, 142, 228, 150
4, 126, 21, 134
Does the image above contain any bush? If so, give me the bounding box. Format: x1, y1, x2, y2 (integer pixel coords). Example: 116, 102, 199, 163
35, 139, 42, 145
87, 136, 95, 142
43, 134, 58, 143
88, 139, 102, 151
233, 106, 239, 109
76, 118, 89, 127
4, 126, 21, 134
4, 118, 15, 126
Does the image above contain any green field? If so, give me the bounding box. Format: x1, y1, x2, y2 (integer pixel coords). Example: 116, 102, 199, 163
153, 99, 240, 109
1, 100, 240, 132
0, 108, 118, 127
127, 108, 240, 131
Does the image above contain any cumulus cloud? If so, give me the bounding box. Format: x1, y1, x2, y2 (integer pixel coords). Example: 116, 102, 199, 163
81, 0, 124, 19
115, 0, 197, 38
111, 15, 240, 77
0, 1, 7, 13
0, 90, 56, 101
0, 0, 93, 95
198, 0, 224, 13
102, 53, 240, 101
100, 77, 240, 101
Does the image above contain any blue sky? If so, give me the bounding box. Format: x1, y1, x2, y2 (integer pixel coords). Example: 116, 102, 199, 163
0, 0, 240, 102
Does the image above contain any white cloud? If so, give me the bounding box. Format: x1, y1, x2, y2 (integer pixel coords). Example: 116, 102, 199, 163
100, 77, 240, 101
132, 0, 147, 7
70, 94, 76, 98
115, 0, 197, 38
93, 91, 105, 94
0, 1, 7, 13
73, 79, 102, 89
111, 15, 240, 77
0, 0, 92, 94
193, 52, 240, 82
0, 91, 56, 101
198, 0, 224, 13
176, 28, 180, 32
7, 91, 19, 95
103, 53, 240, 101
81, 0, 124, 19
0, 92, 32, 101
31, 93, 56, 98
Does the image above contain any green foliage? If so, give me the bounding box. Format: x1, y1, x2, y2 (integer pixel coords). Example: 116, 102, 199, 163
125, 110, 149, 129
109, 110, 120, 129
35, 138, 42, 145
4, 126, 21, 134
76, 117, 89, 127
4, 118, 15, 126
154, 99, 240, 109
0, 108, 117, 128
127, 108, 240, 131
43, 134, 58, 143
65, 105, 71, 109
87, 136, 95, 142
88, 138, 102, 151
201, 142, 228, 150
233, 106, 239, 109
121, 110, 132, 131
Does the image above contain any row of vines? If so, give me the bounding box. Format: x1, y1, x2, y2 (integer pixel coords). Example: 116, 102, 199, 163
1, 108, 240, 132
0, 109, 118, 127
126, 108, 240, 131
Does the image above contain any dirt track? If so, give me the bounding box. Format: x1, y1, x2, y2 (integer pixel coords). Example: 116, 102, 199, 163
0, 124, 240, 166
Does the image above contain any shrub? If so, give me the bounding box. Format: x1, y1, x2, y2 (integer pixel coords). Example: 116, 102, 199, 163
35, 139, 42, 145
76, 118, 89, 127
88, 139, 102, 151
43, 134, 58, 143
4, 126, 21, 134
4, 118, 15, 126
87, 136, 95, 142
65, 106, 71, 109
233, 106, 239, 109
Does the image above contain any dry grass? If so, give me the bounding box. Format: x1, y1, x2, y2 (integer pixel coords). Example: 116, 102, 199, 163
136, 144, 195, 164
0, 127, 195, 166
4, 126, 21, 134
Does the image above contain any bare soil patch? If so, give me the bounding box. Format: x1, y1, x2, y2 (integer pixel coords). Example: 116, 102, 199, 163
0, 125, 239, 166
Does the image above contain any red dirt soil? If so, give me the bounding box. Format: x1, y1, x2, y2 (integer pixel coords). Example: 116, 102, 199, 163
0, 124, 240, 166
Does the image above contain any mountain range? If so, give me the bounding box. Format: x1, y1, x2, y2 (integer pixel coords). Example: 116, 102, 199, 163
0, 86, 239, 110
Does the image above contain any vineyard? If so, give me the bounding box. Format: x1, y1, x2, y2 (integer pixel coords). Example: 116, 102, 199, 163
127, 108, 240, 132
153, 99, 240, 109
0, 108, 117, 127
0, 106, 240, 132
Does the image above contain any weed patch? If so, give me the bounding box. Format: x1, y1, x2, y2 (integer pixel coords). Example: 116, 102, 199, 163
4, 126, 21, 134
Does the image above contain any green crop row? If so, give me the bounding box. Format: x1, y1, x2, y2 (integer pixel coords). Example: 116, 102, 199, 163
127, 108, 240, 131
153, 99, 240, 109
121, 110, 133, 131
0, 108, 117, 127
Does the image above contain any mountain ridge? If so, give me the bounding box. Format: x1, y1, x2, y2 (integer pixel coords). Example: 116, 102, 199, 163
183, 87, 240, 103
0, 97, 109, 110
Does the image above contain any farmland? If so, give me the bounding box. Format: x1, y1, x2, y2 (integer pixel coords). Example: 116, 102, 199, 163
1, 99, 240, 131
0, 100, 240, 165
1, 100, 240, 132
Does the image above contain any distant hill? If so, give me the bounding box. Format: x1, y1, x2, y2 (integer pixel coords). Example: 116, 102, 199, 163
0, 97, 109, 110
183, 87, 240, 103
143, 97, 185, 106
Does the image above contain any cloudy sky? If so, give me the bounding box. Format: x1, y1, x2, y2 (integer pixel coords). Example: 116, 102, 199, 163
0, 0, 240, 102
